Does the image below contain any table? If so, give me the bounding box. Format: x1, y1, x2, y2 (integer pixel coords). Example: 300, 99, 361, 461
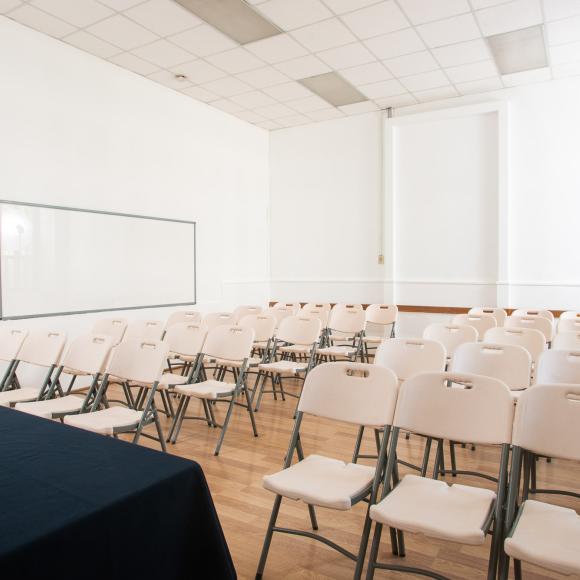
0, 407, 236, 579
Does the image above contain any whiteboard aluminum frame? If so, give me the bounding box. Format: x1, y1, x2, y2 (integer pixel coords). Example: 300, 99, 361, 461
0, 200, 197, 320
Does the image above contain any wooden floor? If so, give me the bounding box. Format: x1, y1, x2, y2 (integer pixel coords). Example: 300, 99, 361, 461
129, 379, 580, 580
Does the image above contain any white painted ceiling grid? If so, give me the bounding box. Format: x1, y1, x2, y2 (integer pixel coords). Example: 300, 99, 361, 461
2, 0, 580, 130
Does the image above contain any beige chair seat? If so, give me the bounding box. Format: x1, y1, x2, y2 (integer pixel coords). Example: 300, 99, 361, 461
64, 406, 143, 435
369, 475, 496, 545
279, 344, 312, 355
175, 379, 235, 400
0, 388, 40, 407
258, 360, 308, 375
204, 355, 260, 368
157, 372, 189, 389
505, 500, 580, 576
263, 454, 375, 511
15, 395, 85, 419
317, 345, 358, 357
363, 335, 385, 344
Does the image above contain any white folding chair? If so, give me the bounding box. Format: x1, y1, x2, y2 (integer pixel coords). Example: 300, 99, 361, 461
122, 319, 165, 342
273, 301, 301, 314
233, 305, 263, 322
469, 306, 507, 327
505, 314, 554, 344
92, 317, 127, 345
296, 308, 328, 344
452, 313, 497, 340
165, 310, 202, 328
552, 331, 580, 351
15, 334, 113, 420
255, 362, 399, 580
0, 327, 28, 389
168, 325, 256, 455
559, 310, 580, 320
365, 372, 514, 580
512, 308, 554, 322
363, 304, 398, 360
203, 312, 236, 331
484, 327, 546, 367
501, 385, 580, 579
557, 317, 580, 334
64, 340, 169, 450
423, 323, 477, 364
238, 313, 276, 358
264, 306, 294, 330
535, 349, 580, 385
0, 330, 67, 407
317, 307, 366, 361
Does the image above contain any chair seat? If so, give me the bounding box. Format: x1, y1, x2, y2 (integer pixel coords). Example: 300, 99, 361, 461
363, 336, 384, 344
263, 454, 375, 511
328, 334, 355, 342
0, 388, 40, 407
205, 356, 260, 368
317, 345, 357, 357
15, 395, 85, 419
279, 344, 312, 355
258, 360, 308, 375
505, 500, 580, 576
158, 372, 189, 389
369, 475, 496, 545
174, 380, 235, 399
64, 407, 143, 435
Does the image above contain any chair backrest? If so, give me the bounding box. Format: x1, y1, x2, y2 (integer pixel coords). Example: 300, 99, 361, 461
452, 313, 496, 339
264, 306, 293, 329
552, 331, 580, 351
299, 309, 329, 329
17, 330, 68, 367
238, 314, 276, 343
484, 327, 546, 364
204, 312, 236, 331
92, 318, 127, 345
233, 305, 263, 322
505, 314, 553, 342
557, 318, 580, 334
0, 327, 28, 362
512, 308, 554, 322
394, 372, 514, 445
123, 319, 165, 342
163, 322, 207, 358
202, 325, 255, 361
277, 315, 321, 346
302, 302, 331, 313
560, 310, 580, 320
468, 306, 507, 327
273, 302, 301, 314
298, 362, 398, 427
62, 334, 114, 375
535, 350, 580, 385
422, 324, 477, 358
106, 339, 169, 384
375, 338, 446, 380
365, 304, 398, 326
328, 307, 366, 334
332, 303, 363, 312
166, 310, 202, 328
513, 385, 580, 461
451, 342, 531, 391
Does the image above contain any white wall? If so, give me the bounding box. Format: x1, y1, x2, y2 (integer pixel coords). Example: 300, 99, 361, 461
0, 17, 270, 336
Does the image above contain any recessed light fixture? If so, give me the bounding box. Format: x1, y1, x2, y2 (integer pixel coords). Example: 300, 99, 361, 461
174, 0, 281, 44
299, 72, 368, 107
487, 25, 548, 75
174, 73, 188, 81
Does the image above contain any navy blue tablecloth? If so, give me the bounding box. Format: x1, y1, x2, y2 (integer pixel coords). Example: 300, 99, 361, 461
0, 407, 236, 580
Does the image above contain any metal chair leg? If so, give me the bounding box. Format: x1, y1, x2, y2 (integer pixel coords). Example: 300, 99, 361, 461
255, 495, 283, 579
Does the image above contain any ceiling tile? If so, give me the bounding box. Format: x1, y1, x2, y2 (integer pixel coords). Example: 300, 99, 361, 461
64, 30, 121, 58
147, 69, 193, 90
374, 92, 417, 107
287, 94, 330, 112
322, 0, 383, 14
338, 61, 392, 84
445, 59, 498, 82
253, 102, 296, 119
8, 5, 76, 38
132, 39, 193, 67
171, 59, 227, 83
469, 0, 510, 8
169, 25, 238, 57
235, 110, 267, 123
476, 0, 543, 36
455, 75, 503, 94
547, 15, 580, 46
338, 100, 379, 114
413, 85, 458, 102
358, 78, 407, 98
97, 0, 143, 9
552, 59, 580, 78
245, 34, 308, 64
400, 69, 450, 91
211, 98, 246, 113
307, 106, 344, 120
276, 113, 311, 127
431, 38, 491, 67
417, 13, 481, 48
364, 28, 425, 59
108, 52, 160, 75
256, 120, 282, 130
124, 0, 202, 37
0, 0, 22, 13
180, 85, 219, 102
236, 66, 290, 88
550, 40, 580, 64
256, 0, 332, 31
87, 15, 158, 50
317, 42, 375, 68
200, 76, 254, 97
291, 17, 356, 52
262, 81, 314, 100
397, 0, 470, 25
274, 54, 331, 79
501, 66, 551, 85
543, 0, 580, 21
384, 50, 440, 77
340, 1, 409, 39
206, 47, 265, 74
30, 0, 113, 27
230, 90, 276, 108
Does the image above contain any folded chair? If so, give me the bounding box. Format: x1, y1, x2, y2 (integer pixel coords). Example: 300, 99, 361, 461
165, 310, 202, 328
15, 333, 113, 420
64, 340, 169, 450
469, 306, 507, 327
0, 330, 67, 407
501, 385, 580, 579
366, 371, 514, 580
363, 304, 398, 361
484, 327, 546, 368
452, 313, 497, 340
552, 331, 580, 351
423, 323, 477, 366
255, 362, 399, 580
0, 327, 28, 389
505, 315, 554, 345
317, 306, 366, 362
92, 317, 127, 345
167, 325, 256, 455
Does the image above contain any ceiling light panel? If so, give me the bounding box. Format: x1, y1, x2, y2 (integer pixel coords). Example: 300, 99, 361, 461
487, 25, 548, 74
300, 71, 368, 106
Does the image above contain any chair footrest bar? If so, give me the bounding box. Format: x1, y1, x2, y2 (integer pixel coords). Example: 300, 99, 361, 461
272, 527, 357, 561
530, 487, 580, 499
373, 563, 448, 580
397, 459, 422, 472
439, 469, 498, 483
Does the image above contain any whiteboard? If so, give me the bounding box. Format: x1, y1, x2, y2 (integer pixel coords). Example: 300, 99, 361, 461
0, 202, 196, 319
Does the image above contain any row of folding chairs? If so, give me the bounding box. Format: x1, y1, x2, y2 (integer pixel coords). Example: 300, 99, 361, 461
254, 362, 580, 580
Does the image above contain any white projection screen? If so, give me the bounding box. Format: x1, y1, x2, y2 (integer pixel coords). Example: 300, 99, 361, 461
0, 201, 196, 319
